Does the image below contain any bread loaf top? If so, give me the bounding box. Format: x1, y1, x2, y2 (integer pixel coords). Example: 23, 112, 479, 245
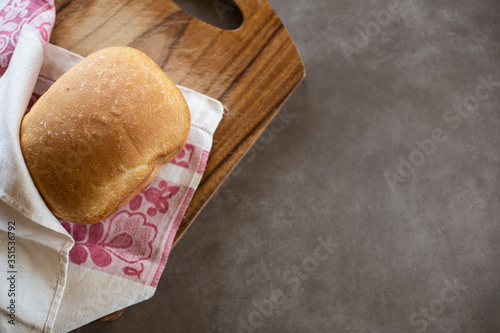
20, 47, 191, 224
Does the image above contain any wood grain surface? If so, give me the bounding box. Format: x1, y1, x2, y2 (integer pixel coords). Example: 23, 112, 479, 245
52, 0, 304, 322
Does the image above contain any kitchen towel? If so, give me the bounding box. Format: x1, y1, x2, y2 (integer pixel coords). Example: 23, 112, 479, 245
0, 1, 73, 332
0, 1, 224, 331
47, 44, 224, 333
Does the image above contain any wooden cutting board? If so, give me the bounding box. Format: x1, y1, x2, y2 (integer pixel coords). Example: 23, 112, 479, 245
52, 0, 305, 249
52, 0, 303, 251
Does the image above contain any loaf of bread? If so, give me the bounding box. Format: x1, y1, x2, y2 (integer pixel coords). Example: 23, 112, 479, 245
20, 47, 191, 224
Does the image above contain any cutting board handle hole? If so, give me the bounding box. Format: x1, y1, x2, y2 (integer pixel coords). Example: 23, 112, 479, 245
173, 0, 243, 30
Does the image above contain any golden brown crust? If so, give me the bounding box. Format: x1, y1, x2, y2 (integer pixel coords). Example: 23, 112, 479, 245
20, 47, 191, 224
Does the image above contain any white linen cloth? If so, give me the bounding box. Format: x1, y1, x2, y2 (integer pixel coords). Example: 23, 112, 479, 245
0, 29, 223, 333
0, 19, 74, 333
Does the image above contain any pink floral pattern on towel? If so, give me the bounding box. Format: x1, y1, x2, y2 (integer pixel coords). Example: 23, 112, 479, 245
62, 210, 159, 280
0, 0, 55, 76
60, 164, 205, 286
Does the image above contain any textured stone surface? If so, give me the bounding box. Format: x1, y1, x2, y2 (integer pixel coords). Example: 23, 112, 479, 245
73, 1, 500, 332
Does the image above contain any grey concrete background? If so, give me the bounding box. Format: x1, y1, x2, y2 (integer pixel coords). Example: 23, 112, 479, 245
73, 0, 500, 332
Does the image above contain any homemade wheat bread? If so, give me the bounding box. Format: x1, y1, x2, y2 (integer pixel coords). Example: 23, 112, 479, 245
20, 46, 191, 224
